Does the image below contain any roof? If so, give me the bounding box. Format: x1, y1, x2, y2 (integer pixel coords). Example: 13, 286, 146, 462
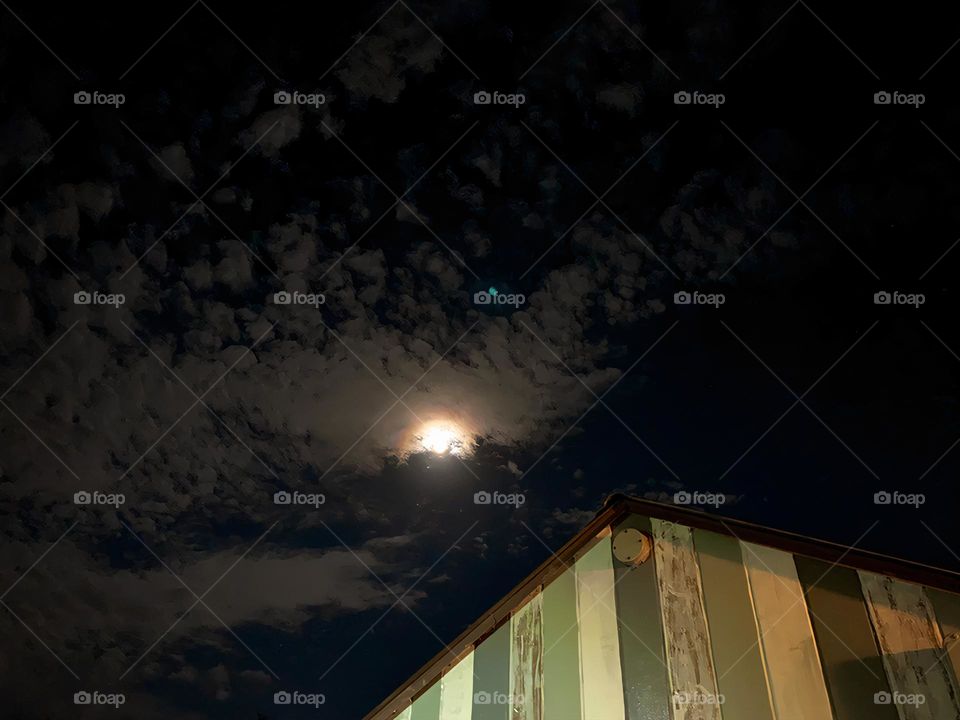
364, 493, 960, 720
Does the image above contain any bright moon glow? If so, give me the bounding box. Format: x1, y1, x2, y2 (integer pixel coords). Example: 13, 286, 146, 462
415, 420, 469, 457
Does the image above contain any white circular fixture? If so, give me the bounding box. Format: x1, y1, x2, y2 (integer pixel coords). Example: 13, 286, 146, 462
612, 528, 653, 566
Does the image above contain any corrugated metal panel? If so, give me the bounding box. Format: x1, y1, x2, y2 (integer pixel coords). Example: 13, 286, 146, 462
695, 529, 775, 720
652, 519, 721, 720
795, 558, 897, 720
472, 620, 511, 720
613, 515, 670, 720
859, 571, 960, 720
742, 541, 834, 720
929, 588, 960, 693
576, 534, 626, 720
510, 592, 544, 719
541, 566, 582, 719
440, 651, 475, 720
411, 680, 442, 720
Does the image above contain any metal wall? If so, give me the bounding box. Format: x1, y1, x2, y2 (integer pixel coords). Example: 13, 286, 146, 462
394, 513, 960, 720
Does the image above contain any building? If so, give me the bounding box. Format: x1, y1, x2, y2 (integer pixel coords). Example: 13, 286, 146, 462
365, 494, 960, 720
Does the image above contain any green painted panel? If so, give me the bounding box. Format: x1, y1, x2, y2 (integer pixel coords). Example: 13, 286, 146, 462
695, 529, 775, 720
926, 588, 960, 701
612, 515, 669, 720
542, 567, 582, 719
795, 557, 897, 720
411, 679, 441, 720
472, 620, 511, 720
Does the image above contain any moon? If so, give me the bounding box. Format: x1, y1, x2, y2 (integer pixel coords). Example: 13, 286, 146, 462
408, 419, 472, 458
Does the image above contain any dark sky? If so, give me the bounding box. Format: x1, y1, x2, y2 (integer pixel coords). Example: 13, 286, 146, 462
2, 1, 960, 718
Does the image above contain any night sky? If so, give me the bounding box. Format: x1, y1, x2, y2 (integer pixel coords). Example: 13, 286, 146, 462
2, 1, 960, 718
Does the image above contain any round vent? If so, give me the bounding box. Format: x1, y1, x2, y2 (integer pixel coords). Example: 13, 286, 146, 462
612, 528, 653, 566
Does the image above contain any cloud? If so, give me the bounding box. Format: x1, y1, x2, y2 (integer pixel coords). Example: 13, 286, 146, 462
334, 11, 443, 104
151, 143, 194, 185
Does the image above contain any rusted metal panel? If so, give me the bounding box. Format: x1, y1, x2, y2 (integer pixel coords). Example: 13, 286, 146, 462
694, 529, 774, 720
509, 591, 544, 719
795, 558, 897, 720
929, 588, 960, 696
651, 519, 721, 720
576, 534, 626, 720
542, 565, 582, 719
859, 571, 960, 720
742, 541, 834, 720
613, 515, 670, 720
440, 651, 475, 720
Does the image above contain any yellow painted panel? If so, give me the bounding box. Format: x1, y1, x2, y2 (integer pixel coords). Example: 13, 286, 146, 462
741, 542, 833, 720
576, 535, 626, 720
440, 651, 475, 720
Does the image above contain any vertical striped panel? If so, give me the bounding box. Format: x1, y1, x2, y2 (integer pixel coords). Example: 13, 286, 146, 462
651, 520, 721, 720
542, 566, 582, 719
576, 534, 626, 720
742, 541, 834, 720
613, 515, 670, 720
440, 651, 475, 720
928, 588, 960, 694
510, 592, 544, 719
397, 706, 413, 720
411, 679, 442, 720
473, 621, 511, 720
794, 558, 897, 720
695, 529, 775, 720
859, 572, 960, 720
